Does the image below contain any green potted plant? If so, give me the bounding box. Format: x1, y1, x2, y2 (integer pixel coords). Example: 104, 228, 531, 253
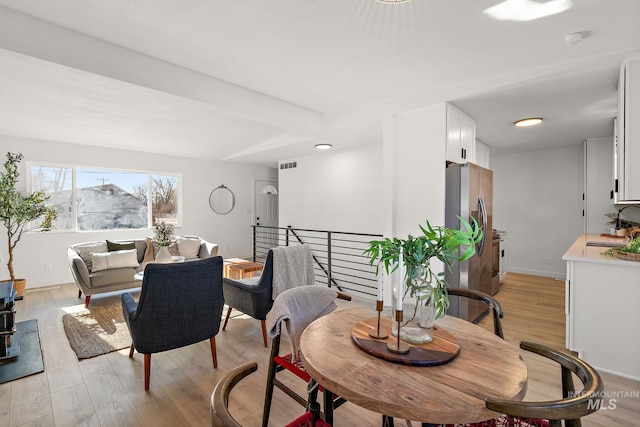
364, 217, 482, 343
0, 152, 57, 299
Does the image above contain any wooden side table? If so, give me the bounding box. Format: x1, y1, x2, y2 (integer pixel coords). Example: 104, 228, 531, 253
223, 258, 249, 278
227, 262, 264, 279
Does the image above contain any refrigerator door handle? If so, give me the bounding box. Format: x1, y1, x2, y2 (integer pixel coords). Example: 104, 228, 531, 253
477, 196, 487, 255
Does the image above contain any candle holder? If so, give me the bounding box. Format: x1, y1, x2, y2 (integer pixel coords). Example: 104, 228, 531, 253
387, 309, 410, 354
368, 300, 388, 339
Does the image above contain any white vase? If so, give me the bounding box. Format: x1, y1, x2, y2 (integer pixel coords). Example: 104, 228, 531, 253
155, 246, 172, 263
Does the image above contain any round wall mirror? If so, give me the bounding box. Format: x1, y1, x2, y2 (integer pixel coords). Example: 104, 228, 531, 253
209, 185, 235, 215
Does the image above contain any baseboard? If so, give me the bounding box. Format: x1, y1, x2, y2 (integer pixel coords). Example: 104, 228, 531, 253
507, 267, 565, 281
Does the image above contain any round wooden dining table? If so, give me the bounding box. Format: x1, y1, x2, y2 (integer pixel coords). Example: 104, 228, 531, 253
299, 307, 528, 425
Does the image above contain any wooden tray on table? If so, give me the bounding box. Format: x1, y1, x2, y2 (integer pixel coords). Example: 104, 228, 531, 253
351, 316, 460, 366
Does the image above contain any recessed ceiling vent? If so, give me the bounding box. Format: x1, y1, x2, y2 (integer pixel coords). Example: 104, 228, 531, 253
280, 161, 297, 170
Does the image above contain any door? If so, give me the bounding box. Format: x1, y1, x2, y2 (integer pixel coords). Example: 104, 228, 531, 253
254, 180, 279, 249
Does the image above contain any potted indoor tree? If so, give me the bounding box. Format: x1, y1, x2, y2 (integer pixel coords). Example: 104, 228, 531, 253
0, 152, 57, 299
365, 217, 482, 343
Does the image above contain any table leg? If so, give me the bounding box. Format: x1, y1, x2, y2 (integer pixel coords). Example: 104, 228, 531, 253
382, 415, 395, 427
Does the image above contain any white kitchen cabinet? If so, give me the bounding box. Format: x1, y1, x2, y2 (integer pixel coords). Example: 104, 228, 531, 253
475, 140, 490, 168
446, 104, 476, 164
614, 57, 640, 203
563, 235, 640, 381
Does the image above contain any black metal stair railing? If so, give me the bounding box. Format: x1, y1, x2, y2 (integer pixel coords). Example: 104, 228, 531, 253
252, 225, 383, 300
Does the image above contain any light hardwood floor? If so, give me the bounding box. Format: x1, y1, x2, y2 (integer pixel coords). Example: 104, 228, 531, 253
2, 273, 639, 426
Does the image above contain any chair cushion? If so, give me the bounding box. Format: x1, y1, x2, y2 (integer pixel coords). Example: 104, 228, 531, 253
447, 415, 549, 427
284, 411, 332, 427
91, 249, 139, 272
274, 353, 312, 382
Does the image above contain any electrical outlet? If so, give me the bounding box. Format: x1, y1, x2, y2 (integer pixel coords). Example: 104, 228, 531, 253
45, 263, 52, 272
546, 257, 552, 265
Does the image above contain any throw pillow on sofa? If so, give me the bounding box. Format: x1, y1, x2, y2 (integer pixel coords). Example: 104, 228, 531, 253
106, 240, 136, 251
75, 241, 108, 271
91, 249, 139, 272
177, 236, 201, 259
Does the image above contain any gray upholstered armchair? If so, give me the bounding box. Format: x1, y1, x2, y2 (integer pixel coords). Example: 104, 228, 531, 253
222, 250, 274, 347
121, 256, 225, 390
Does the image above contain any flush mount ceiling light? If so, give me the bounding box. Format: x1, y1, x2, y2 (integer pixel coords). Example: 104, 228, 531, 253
315, 143, 333, 150
514, 117, 543, 127
374, 0, 412, 4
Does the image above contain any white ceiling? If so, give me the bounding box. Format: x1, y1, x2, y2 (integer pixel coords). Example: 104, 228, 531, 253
0, 0, 639, 166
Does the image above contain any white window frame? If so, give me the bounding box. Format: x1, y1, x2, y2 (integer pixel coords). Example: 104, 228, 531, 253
26, 161, 182, 232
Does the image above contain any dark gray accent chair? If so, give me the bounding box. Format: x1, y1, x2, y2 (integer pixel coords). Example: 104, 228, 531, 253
121, 256, 225, 390
222, 250, 274, 347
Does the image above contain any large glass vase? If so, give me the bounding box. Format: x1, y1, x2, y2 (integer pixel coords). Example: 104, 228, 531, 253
391, 264, 435, 344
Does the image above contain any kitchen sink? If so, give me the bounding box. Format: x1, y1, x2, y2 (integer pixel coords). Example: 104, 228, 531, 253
585, 241, 628, 247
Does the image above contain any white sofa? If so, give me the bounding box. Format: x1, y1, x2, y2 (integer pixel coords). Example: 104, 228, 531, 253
67, 236, 218, 307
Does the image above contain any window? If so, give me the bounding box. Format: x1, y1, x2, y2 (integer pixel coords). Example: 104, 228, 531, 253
28, 163, 180, 231
30, 165, 73, 230
77, 168, 148, 230
151, 175, 178, 226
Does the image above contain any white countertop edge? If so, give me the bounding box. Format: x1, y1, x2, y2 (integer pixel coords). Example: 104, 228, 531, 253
562, 234, 640, 267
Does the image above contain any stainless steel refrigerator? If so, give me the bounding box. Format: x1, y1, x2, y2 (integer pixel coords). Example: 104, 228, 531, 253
445, 162, 494, 323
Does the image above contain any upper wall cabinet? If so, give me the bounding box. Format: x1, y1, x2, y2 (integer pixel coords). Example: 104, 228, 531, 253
475, 140, 490, 169
615, 57, 640, 203
446, 104, 476, 164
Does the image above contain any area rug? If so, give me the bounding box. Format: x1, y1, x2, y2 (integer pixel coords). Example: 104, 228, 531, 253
0, 319, 45, 383
62, 292, 139, 360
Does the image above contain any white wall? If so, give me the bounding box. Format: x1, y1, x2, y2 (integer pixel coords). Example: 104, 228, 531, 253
279, 142, 383, 234
392, 105, 447, 238
278, 104, 448, 239
0, 135, 276, 288
492, 145, 584, 278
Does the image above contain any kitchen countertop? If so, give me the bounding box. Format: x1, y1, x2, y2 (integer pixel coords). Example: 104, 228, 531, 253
562, 234, 639, 266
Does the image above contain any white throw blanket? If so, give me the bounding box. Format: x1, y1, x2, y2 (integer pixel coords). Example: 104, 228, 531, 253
266, 286, 337, 360
271, 244, 315, 299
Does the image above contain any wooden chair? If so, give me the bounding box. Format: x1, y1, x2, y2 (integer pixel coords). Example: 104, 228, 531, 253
262, 286, 351, 427
483, 341, 604, 427
211, 361, 331, 427
409, 342, 603, 427
447, 287, 504, 338
121, 257, 225, 390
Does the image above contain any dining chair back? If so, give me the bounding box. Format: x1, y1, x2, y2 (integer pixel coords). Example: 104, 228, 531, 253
121, 256, 225, 390
447, 287, 504, 338
483, 341, 604, 427
262, 286, 350, 427
211, 361, 331, 427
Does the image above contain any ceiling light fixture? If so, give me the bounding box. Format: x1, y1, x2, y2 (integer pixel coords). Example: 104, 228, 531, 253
374, 0, 412, 4
315, 143, 333, 150
514, 117, 543, 127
